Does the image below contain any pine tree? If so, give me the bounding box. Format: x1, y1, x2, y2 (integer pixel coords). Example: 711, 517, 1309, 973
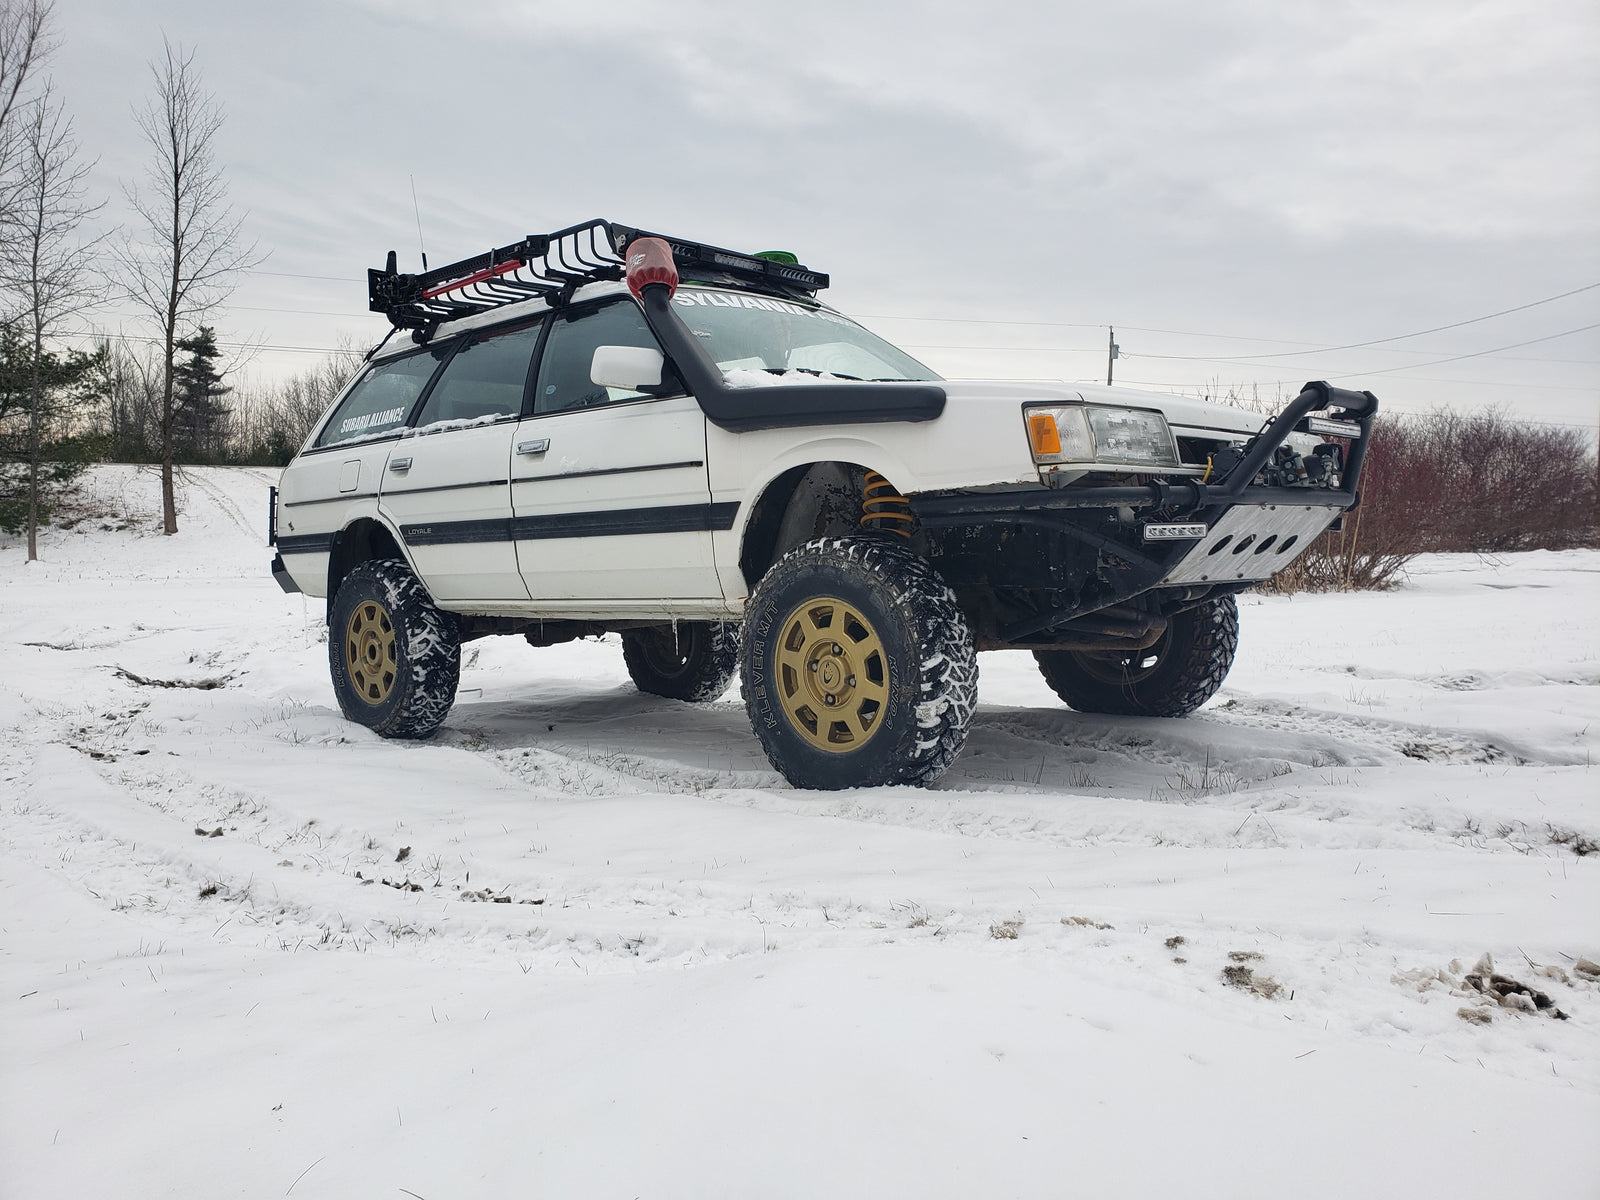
0, 326, 107, 535
172, 324, 229, 462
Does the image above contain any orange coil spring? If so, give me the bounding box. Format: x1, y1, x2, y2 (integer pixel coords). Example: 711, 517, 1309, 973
860, 471, 914, 537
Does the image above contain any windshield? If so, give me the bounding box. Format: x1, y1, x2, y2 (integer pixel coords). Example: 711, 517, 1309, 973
671, 287, 940, 382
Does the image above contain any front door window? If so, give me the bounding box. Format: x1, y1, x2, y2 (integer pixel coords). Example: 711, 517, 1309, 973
535, 300, 684, 414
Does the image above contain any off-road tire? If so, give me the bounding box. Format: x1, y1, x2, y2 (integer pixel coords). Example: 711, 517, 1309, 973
622, 622, 741, 702
328, 557, 460, 739
1034, 595, 1238, 717
742, 536, 977, 790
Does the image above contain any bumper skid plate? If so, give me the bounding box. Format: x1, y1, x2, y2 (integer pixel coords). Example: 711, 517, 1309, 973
1159, 503, 1342, 585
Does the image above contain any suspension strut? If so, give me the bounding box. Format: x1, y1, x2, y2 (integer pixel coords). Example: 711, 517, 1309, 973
860, 472, 913, 537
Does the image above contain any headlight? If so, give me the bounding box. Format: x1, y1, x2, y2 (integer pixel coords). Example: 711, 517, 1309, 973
1024, 404, 1179, 469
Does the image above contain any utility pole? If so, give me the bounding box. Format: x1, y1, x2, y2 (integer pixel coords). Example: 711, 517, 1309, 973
1107, 326, 1119, 386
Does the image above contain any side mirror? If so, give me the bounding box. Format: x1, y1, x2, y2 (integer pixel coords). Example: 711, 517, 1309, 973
591, 345, 664, 390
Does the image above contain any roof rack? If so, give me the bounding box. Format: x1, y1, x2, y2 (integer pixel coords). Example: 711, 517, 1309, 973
368, 218, 829, 334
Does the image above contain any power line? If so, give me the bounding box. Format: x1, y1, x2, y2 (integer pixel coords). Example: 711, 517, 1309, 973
63, 329, 358, 356
866, 280, 1598, 347
231, 304, 362, 317
913, 340, 1598, 367
215, 308, 1600, 366
234, 274, 1600, 371
253, 268, 362, 282
1085, 372, 1597, 393
901, 342, 1099, 354
1343, 323, 1600, 377
1106, 380, 1594, 428
856, 312, 1105, 329
1114, 282, 1600, 363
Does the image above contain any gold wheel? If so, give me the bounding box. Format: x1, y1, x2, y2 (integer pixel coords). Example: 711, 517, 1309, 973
774, 596, 890, 753
345, 599, 397, 706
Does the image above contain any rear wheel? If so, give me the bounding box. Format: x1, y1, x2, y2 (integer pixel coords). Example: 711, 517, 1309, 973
742, 536, 977, 790
328, 558, 460, 738
1034, 595, 1238, 717
621, 622, 740, 702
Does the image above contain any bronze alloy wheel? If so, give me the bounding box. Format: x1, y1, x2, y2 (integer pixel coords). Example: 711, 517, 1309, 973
328, 558, 460, 739
345, 599, 397, 705
774, 596, 889, 752
742, 536, 977, 789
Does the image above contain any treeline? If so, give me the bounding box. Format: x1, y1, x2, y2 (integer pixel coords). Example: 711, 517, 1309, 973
0, 331, 359, 532
2, 0, 263, 547
89, 335, 360, 467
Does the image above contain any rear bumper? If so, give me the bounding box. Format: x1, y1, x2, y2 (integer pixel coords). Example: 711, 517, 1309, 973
267, 485, 302, 593
271, 553, 302, 594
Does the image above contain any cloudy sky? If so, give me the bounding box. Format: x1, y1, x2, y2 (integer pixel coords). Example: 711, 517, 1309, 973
40, 0, 1600, 429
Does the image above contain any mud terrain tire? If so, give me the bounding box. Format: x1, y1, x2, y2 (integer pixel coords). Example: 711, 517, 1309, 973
742, 536, 977, 790
622, 622, 741, 702
1034, 595, 1238, 717
328, 558, 460, 738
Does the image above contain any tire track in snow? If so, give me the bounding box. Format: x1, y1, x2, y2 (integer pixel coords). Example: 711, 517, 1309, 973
177, 466, 267, 539
1206, 695, 1530, 764
8, 702, 791, 972
975, 694, 1534, 770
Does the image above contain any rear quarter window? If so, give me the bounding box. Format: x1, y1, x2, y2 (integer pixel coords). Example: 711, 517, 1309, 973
313, 346, 451, 449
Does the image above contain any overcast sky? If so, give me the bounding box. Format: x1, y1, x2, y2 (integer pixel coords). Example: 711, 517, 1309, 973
39, 0, 1600, 429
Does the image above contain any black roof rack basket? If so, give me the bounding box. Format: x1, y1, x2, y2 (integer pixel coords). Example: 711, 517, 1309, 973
368, 218, 829, 333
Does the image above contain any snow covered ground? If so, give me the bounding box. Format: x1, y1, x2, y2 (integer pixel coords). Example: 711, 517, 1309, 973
2, 466, 1596, 1199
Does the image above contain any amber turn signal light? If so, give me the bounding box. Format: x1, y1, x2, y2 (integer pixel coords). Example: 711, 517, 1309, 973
1027, 412, 1061, 457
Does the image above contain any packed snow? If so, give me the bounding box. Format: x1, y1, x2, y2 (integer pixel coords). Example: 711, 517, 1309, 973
2, 466, 1596, 1199
723, 367, 851, 387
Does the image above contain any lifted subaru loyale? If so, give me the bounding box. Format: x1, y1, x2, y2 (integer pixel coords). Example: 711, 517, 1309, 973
270, 219, 1377, 789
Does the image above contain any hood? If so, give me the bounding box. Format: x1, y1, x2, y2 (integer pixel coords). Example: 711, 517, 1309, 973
939, 379, 1266, 440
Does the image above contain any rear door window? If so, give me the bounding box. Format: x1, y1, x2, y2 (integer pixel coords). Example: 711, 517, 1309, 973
413, 320, 543, 430
313, 346, 451, 449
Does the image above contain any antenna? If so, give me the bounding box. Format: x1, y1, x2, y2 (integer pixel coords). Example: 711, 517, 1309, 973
409, 175, 428, 271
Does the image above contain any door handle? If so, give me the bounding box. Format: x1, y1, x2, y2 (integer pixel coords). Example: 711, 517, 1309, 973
388, 456, 412, 472
517, 439, 550, 455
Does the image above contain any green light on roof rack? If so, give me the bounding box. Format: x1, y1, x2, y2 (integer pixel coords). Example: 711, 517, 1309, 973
755, 250, 799, 264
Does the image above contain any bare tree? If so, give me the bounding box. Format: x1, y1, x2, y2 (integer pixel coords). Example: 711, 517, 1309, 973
0, 0, 49, 123
0, 0, 56, 304
117, 38, 256, 534
0, 80, 104, 557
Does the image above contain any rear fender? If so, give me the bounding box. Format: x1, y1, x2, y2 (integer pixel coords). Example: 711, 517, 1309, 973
326, 515, 414, 619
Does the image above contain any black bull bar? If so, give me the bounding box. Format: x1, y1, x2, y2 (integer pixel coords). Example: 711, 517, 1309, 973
908, 382, 1379, 642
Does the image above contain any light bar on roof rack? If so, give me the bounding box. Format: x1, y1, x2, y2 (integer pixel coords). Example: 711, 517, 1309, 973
368, 218, 829, 335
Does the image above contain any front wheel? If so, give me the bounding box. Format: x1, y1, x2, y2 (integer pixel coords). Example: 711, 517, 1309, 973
621, 622, 740, 702
1033, 595, 1238, 717
328, 558, 460, 738
742, 537, 977, 790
